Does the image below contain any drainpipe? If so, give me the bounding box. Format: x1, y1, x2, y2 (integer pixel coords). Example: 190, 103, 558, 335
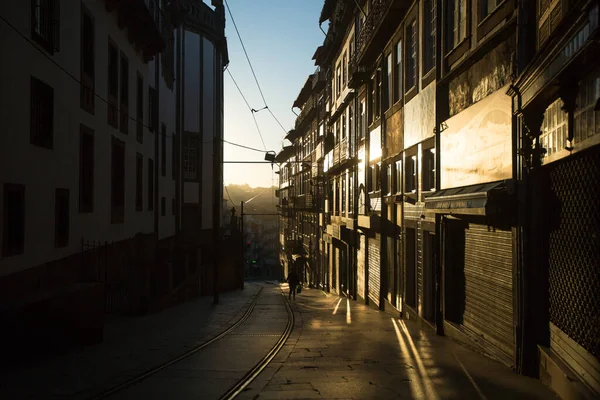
434, 0, 444, 336
378, 56, 386, 311
154, 42, 160, 236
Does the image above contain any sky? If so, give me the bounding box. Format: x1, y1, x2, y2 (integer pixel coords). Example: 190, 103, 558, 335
222, 0, 326, 188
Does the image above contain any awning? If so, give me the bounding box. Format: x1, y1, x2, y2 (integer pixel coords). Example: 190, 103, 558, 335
424, 180, 512, 216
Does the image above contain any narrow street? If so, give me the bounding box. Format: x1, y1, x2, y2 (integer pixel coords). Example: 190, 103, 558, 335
1, 282, 557, 399
240, 285, 557, 400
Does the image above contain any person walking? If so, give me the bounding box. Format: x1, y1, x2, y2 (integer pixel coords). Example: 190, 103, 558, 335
287, 268, 299, 300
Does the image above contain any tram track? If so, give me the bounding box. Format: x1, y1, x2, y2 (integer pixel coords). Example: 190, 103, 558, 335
90, 284, 294, 400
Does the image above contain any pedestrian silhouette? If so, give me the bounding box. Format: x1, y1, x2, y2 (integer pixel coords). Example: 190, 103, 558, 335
287, 268, 299, 300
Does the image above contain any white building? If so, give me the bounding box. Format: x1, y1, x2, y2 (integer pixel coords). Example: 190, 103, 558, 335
0, 0, 226, 311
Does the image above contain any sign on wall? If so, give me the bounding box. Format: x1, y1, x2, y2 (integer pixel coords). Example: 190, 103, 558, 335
440, 85, 512, 189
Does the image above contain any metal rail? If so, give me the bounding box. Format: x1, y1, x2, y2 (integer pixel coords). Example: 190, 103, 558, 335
219, 291, 295, 400
90, 286, 265, 399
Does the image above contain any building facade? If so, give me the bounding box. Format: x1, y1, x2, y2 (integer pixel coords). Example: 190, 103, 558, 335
0, 0, 227, 356
277, 1, 600, 398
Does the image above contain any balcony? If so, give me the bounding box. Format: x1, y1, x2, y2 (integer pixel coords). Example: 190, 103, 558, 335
348, 52, 370, 89
295, 96, 316, 130
104, 0, 166, 61
295, 194, 315, 210
312, 68, 327, 92
355, 0, 409, 67
333, 138, 349, 166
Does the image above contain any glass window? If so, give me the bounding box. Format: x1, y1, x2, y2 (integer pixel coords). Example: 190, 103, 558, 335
422, 148, 436, 191
407, 20, 417, 90
386, 53, 393, 110
395, 160, 402, 194
394, 40, 403, 102
386, 164, 392, 195
405, 155, 417, 193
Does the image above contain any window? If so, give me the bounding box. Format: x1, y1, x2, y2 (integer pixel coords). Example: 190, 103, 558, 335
368, 164, 374, 192
348, 105, 354, 152
405, 155, 417, 193
136, 153, 143, 211
342, 51, 347, 87
161, 197, 166, 217
30, 76, 54, 148
172, 132, 177, 180
80, 7, 94, 113
147, 158, 154, 210
538, 0, 562, 48
341, 175, 346, 214
376, 70, 381, 118
394, 40, 403, 102
423, 0, 436, 74
386, 164, 392, 195
375, 163, 381, 192
107, 40, 118, 128
148, 86, 157, 132
347, 172, 353, 216
359, 99, 366, 139
111, 137, 125, 223
422, 148, 435, 191
119, 53, 129, 134
334, 179, 340, 215
449, 0, 468, 49
161, 124, 166, 176
341, 115, 346, 140
481, 0, 499, 19
136, 73, 143, 143
31, 0, 60, 53
184, 134, 198, 180
336, 64, 341, 97
394, 160, 402, 194
406, 20, 417, 90
386, 53, 393, 110
79, 125, 94, 213
54, 188, 69, 248
2, 184, 25, 257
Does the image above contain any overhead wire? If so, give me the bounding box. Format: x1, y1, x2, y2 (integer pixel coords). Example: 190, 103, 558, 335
225, 67, 267, 150
0, 13, 271, 156
223, 0, 290, 135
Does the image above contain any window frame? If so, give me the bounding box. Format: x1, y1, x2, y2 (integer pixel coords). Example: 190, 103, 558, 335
422, 0, 437, 78
422, 145, 436, 192
80, 4, 94, 114
119, 51, 129, 134
31, 0, 60, 54
136, 72, 143, 143
107, 38, 119, 128
405, 16, 419, 100
30, 76, 54, 149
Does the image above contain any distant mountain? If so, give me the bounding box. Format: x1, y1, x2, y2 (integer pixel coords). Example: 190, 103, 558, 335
224, 184, 278, 216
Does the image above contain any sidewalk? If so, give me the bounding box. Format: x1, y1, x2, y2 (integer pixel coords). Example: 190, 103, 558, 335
0, 284, 261, 399
240, 284, 558, 400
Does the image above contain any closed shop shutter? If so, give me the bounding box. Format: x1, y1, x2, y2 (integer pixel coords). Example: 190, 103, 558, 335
463, 223, 514, 359
357, 235, 366, 299
368, 235, 380, 306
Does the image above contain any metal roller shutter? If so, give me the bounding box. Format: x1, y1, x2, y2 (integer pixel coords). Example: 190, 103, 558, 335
463, 223, 514, 359
368, 235, 381, 306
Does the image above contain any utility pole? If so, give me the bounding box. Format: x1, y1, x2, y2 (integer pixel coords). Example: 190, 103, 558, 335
240, 201, 245, 290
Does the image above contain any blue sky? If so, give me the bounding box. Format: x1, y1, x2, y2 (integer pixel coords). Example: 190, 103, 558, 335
222, 0, 325, 188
